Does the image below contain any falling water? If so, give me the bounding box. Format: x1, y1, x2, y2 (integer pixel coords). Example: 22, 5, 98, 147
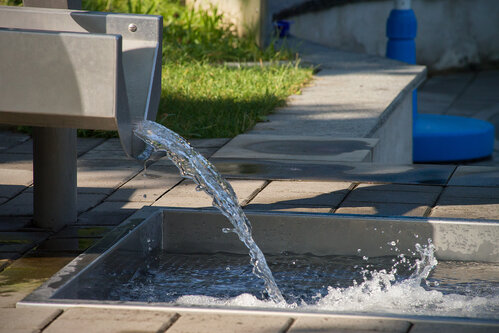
133, 120, 284, 303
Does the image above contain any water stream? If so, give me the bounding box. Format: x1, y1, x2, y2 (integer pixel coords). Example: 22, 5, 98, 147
134, 120, 284, 303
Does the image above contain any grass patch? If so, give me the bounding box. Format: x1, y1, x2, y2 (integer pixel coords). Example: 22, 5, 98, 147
3, 0, 314, 139
160, 62, 312, 138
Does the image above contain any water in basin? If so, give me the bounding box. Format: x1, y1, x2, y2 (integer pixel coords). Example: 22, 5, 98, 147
91, 240, 498, 319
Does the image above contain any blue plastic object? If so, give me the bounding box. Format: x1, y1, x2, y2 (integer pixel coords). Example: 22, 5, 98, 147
275, 20, 291, 38
386, 9, 417, 120
414, 114, 495, 162
386, 8, 495, 162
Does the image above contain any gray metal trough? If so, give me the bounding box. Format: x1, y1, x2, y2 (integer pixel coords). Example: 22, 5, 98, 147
19, 208, 499, 324
0, 3, 162, 229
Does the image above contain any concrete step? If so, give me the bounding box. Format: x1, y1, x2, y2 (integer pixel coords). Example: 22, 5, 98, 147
219, 37, 426, 164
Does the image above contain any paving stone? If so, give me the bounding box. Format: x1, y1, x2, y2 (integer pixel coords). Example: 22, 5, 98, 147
77, 165, 141, 195
107, 166, 182, 203
355, 183, 443, 193
77, 193, 108, 213
245, 204, 332, 213
36, 237, 99, 253
78, 201, 148, 225
0, 308, 62, 333
439, 186, 499, 199
448, 166, 499, 187
0, 255, 74, 307
335, 202, 429, 217
0, 258, 11, 272
289, 316, 411, 333
76, 137, 107, 156
153, 179, 267, 208
409, 322, 499, 333
3, 140, 33, 154
0, 192, 107, 216
169, 313, 292, 333
52, 225, 112, 238
430, 203, 499, 220
0, 252, 20, 260
0, 184, 27, 199
0, 192, 32, 216
0, 130, 30, 152
345, 187, 440, 205
417, 91, 454, 114
44, 308, 177, 333
0, 154, 33, 171
0, 168, 32, 186
79, 148, 131, 160
0, 231, 50, 253
248, 181, 352, 209
0, 217, 32, 231
90, 138, 122, 151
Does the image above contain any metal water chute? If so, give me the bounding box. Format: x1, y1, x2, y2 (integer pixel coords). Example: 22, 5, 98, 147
0, 4, 163, 229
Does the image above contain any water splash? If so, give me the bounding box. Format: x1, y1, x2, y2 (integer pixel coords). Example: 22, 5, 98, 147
171, 239, 499, 319
133, 120, 284, 303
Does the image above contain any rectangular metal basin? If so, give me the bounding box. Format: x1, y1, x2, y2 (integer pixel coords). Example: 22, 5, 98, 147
19, 207, 499, 321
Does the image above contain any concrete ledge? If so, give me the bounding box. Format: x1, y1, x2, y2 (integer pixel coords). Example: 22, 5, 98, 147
221, 38, 425, 164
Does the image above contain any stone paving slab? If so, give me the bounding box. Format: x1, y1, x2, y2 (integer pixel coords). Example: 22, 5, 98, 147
345, 186, 441, 205
77, 164, 142, 195
0, 255, 74, 308
0, 217, 32, 231
355, 183, 443, 193
153, 179, 267, 208
77, 201, 148, 226
107, 165, 182, 203
0, 184, 27, 199
0, 231, 50, 253
0, 307, 62, 333
168, 313, 292, 333
336, 202, 429, 217
0, 192, 107, 216
245, 204, 332, 213
448, 166, 499, 187
288, 316, 411, 333
247, 180, 352, 210
439, 186, 499, 198
0, 129, 30, 152
0, 168, 32, 187
0, 154, 32, 171
43, 308, 178, 333
212, 134, 376, 162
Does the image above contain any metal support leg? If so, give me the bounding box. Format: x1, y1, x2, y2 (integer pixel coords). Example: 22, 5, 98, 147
33, 127, 77, 231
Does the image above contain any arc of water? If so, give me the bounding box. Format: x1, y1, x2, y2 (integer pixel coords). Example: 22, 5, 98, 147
134, 120, 284, 303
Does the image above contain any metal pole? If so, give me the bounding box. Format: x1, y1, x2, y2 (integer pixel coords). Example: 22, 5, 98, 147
33, 128, 77, 230
25, 0, 81, 231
